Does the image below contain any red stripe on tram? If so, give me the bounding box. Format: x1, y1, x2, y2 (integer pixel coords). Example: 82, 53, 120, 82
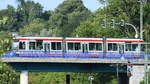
66, 39, 103, 42
34, 39, 62, 41
107, 40, 144, 43
19, 38, 27, 40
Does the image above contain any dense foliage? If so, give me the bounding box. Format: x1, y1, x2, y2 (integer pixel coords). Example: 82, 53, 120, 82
0, 0, 150, 84
0, 31, 20, 84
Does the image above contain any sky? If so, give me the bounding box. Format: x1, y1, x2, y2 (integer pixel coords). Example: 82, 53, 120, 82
0, 0, 102, 12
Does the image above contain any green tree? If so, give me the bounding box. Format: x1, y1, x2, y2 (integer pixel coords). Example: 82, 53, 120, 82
0, 62, 20, 84
97, 0, 150, 41
48, 0, 91, 37
74, 11, 127, 38
0, 5, 18, 31
19, 19, 46, 36
17, 0, 43, 26
0, 31, 19, 84
0, 31, 12, 54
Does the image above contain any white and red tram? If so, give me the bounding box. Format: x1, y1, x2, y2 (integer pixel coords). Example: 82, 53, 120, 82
11, 36, 145, 59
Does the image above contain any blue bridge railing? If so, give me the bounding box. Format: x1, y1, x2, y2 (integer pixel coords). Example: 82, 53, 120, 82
3, 51, 149, 60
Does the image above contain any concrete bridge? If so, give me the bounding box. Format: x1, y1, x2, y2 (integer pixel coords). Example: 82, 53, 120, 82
2, 57, 150, 84
130, 65, 150, 84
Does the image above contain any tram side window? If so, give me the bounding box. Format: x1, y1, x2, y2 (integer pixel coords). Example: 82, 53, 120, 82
68, 43, 74, 50
89, 43, 95, 51
48, 44, 50, 51
75, 43, 81, 50
51, 42, 62, 50
29, 42, 36, 50
125, 44, 138, 51
108, 43, 118, 51
44, 43, 50, 51
125, 44, 132, 51
19, 42, 26, 50
132, 44, 138, 51
36, 41, 43, 50
89, 43, 102, 51
96, 43, 102, 51
68, 42, 81, 51
141, 44, 145, 51
108, 43, 112, 51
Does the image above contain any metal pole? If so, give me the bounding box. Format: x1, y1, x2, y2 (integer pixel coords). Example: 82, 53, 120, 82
144, 43, 148, 84
103, 0, 106, 28
88, 76, 94, 84
90, 80, 92, 84
125, 23, 138, 38
146, 47, 148, 84
140, 1, 148, 84
140, 0, 143, 39
0, 20, 1, 25
117, 64, 119, 84
144, 55, 147, 84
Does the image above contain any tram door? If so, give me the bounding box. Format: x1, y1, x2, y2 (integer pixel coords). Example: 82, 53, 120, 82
119, 43, 124, 54
82, 43, 88, 53
44, 42, 50, 52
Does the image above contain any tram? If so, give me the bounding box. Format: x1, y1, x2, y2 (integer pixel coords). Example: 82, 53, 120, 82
8, 36, 145, 59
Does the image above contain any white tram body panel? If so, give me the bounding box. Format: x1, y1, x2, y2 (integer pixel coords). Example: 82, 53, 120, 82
65, 37, 103, 53
106, 38, 144, 53
11, 36, 145, 59
13, 37, 144, 53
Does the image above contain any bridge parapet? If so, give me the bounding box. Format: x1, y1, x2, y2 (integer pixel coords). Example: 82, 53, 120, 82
2, 51, 150, 64
2, 57, 149, 65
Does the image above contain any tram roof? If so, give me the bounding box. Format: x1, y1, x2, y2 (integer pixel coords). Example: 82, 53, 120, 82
14, 36, 143, 42
15, 36, 142, 39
